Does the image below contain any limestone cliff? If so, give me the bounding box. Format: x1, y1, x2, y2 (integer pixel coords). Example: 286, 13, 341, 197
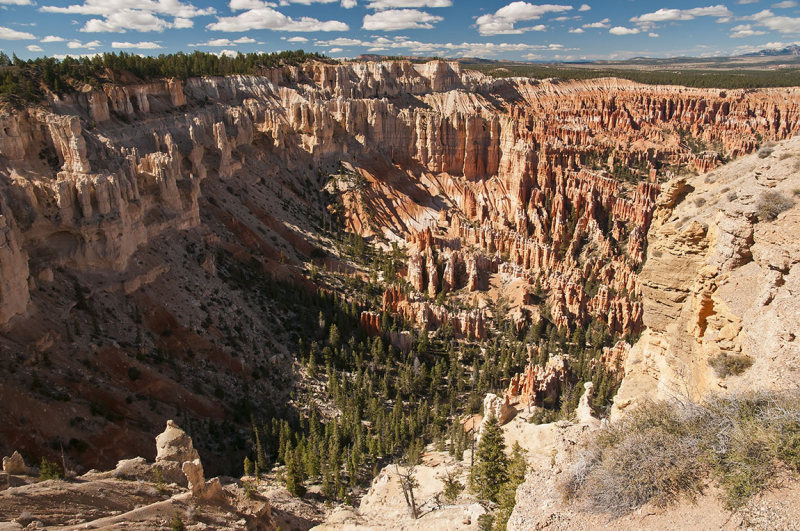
614, 135, 800, 415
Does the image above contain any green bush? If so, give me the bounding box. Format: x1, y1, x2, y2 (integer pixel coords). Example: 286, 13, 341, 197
560, 391, 800, 514
39, 458, 62, 480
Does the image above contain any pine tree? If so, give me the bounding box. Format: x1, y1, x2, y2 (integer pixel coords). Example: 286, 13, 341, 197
492, 442, 527, 531
469, 414, 509, 503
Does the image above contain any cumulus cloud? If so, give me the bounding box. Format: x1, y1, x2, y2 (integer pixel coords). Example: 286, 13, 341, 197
112, 40, 163, 47
366, 0, 451, 8
609, 26, 640, 35
1, 0, 35, 4
0, 26, 36, 39
68, 39, 101, 48
582, 18, 609, 28
341, 0, 356, 6
189, 36, 256, 45
285, 35, 308, 41
40, 0, 215, 33
475, 1, 571, 35
772, 0, 797, 7
208, 6, 349, 31
630, 5, 733, 29
27, 44, 43, 51
648, 32, 659, 37
314, 35, 573, 58
328, 47, 343, 52
41, 35, 65, 42
568, 27, 583, 33
747, 9, 800, 33
53, 52, 100, 59
79, 9, 191, 32
737, 0, 760, 3
730, 23, 768, 37
578, 3, 590, 10
362, 8, 442, 30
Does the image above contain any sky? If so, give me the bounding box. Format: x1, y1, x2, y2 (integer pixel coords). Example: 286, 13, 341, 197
3, 0, 800, 62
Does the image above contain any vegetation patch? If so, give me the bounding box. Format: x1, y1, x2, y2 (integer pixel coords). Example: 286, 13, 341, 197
708, 353, 753, 378
560, 392, 800, 515
755, 191, 795, 221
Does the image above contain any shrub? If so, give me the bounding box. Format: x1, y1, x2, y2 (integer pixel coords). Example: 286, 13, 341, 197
757, 141, 776, 158
560, 391, 800, 515
442, 468, 464, 504
39, 458, 62, 480
708, 353, 753, 378
171, 512, 186, 531
756, 191, 794, 221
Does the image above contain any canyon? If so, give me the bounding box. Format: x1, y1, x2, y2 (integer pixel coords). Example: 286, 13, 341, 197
0, 59, 799, 529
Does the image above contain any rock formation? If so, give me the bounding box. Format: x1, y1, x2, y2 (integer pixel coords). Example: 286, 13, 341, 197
613, 135, 800, 417
2, 451, 31, 476
0, 58, 799, 478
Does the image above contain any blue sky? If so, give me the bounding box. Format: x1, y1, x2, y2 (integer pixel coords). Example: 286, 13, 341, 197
2, 0, 800, 61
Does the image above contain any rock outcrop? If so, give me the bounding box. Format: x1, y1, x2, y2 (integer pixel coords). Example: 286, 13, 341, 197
2, 451, 31, 475
613, 135, 800, 417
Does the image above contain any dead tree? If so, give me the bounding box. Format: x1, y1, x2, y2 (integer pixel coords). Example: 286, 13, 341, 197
396, 463, 419, 519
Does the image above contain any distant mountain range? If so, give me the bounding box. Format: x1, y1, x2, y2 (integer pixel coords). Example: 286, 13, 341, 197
742, 44, 800, 57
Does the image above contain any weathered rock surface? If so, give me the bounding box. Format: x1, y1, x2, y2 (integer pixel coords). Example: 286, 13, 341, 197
1, 452, 30, 476
614, 135, 800, 417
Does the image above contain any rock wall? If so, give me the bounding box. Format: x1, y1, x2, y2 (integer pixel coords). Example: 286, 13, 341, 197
613, 135, 800, 416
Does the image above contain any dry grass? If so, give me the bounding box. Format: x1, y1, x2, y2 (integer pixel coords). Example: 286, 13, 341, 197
756, 191, 794, 221
709, 353, 753, 378
560, 391, 800, 515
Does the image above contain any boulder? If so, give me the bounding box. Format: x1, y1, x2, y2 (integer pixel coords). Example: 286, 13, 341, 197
482, 393, 515, 427
182, 458, 224, 503
155, 420, 199, 464
2, 451, 30, 475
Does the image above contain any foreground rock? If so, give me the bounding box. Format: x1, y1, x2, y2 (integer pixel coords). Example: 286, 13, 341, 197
0, 420, 273, 530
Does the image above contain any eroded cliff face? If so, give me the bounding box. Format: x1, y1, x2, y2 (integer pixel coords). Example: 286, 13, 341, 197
613, 136, 800, 416
0, 60, 798, 471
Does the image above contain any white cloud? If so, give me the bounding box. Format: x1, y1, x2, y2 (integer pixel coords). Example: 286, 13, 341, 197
1, 0, 34, 4
568, 27, 583, 33
68, 39, 101, 48
112, 40, 163, 48
366, 0, 450, 8
648, 32, 659, 37
190, 37, 256, 46
522, 52, 543, 59
630, 5, 733, 28
475, 1, 571, 35
362, 8, 442, 30
208, 7, 349, 31
341, 0, 356, 6
41, 0, 214, 33
314, 35, 573, 57
79, 9, 192, 32
747, 8, 800, 33
329, 47, 343, 52
582, 18, 609, 28
41, 35, 65, 42
286, 36, 308, 41
737, 0, 760, 3
27, 44, 43, 51
52, 52, 100, 59
730, 23, 768, 37
0, 26, 36, 39
772, 0, 797, 7
578, 3, 590, 10
609, 26, 640, 35
40, 0, 214, 18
